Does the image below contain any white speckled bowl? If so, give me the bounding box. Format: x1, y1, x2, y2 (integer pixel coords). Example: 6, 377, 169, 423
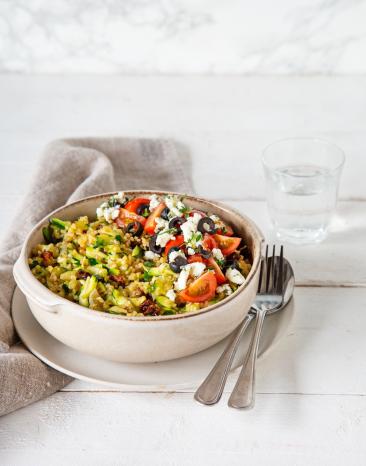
13, 191, 263, 363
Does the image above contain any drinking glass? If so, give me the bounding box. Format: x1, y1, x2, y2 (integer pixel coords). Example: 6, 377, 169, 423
262, 138, 345, 244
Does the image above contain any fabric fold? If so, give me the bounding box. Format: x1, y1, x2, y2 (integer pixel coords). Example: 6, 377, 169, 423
0, 137, 193, 416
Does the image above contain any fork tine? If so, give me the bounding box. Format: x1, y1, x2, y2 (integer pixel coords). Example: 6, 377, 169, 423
257, 258, 264, 293
271, 245, 276, 291
272, 248, 278, 291
259, 245, 268, 293
276, 245, 284, 294
265, 245, 271, 292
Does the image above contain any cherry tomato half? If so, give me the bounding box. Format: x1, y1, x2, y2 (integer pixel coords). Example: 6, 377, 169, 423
116, 208, 146, 227
213, 234, 241, 256
179, 272, 217, 303
187, 254, 205, 263
216, 224, 234, 236
202, 233, 218, 251
144, 203, 166, 235
206, 257, 227, 284
124, 198, 150, 216
165, 235, 184, 256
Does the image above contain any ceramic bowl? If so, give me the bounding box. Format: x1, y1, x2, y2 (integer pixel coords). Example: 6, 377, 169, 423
13, 191, 263, 363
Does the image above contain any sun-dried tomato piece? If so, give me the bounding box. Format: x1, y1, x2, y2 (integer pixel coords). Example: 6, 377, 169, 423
109, 275, 126, 286
77, 270, 91, 280
140, 298, 160, 316
41, 251, 54, 266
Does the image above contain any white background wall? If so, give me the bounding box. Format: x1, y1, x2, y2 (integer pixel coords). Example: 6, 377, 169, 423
1, 0, 366, 75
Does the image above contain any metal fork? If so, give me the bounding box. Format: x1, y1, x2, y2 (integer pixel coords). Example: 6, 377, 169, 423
194, 245, 286, 406
228, 245, 285, 409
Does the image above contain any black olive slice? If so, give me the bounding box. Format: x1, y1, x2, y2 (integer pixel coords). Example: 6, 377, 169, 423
198, 245, 212, 259
136, 203, 150, 217
168, 216, 185, 233
149, 234, 164, 255
197, 217, 216, 235
167, 246, 181, 261
169, 255, 188, 273
160, 207, 170, 220
126, 221, 143, 236
223, 259, 238, 271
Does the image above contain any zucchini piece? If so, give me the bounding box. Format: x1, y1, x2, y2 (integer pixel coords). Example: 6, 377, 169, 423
156, 296, 175, 311
143, 270, 152, 282
132, 245, 142, 257
86, 246, 107, 261
184, 302, 201, 313
79, 276, 97, 307
42, 226, 52, 243
87, 264, 108, 278
112, 290, 134, 310
94, 234, 114, 248
130, 296, 147, 308
50, 218, 68, 229
108, 306, 128, 315
148, 267, 163, 277
143, 261, 155, 268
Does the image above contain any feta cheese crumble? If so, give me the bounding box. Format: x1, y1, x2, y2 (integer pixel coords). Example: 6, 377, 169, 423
174, 262, 206, 291
164, 195, 187, 218
187, 247, 195, 256
96, 203, 120, 223
154, 217, 169, 233
212, 248, 225, 262
210, 214, 225, 230
188, 262, 206, 277
175, 268, 190, 291
216, 284, 233, 296
169, 249, 186, 263
181, 213, 202, 243
166, 289, 176, 302
144, 250, 161, 260
156, 231, 175, 248
96, 192, 127, 223
149, 194, 160, 211
154, 216, 175, 247
115, 191, 126, 203
226, 268, 246, 285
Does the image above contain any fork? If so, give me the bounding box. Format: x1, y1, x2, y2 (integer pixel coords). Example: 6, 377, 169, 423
228, 245, 285, 409
194, 245, 285, 406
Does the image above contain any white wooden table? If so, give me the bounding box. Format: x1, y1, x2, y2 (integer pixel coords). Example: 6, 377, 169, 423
1, 75, 366, 466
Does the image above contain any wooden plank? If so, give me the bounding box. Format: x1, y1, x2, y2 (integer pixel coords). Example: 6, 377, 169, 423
0, 76, 366, 200
62, 287, 366, 395
230, 200, 366, 287
1, 130, 365, 201
1, 391, 366, 466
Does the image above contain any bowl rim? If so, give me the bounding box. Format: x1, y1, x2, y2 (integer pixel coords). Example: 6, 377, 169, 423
17, 190, 264, 322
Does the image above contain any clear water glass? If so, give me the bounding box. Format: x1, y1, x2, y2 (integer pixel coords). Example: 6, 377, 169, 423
262, 138, 345, 244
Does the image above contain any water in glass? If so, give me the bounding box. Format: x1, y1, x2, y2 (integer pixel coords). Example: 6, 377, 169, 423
266, 164, 338, 243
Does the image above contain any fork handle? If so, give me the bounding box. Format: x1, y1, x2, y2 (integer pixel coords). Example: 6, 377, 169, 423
194, 312, 254, 405
228, 308, 267, 409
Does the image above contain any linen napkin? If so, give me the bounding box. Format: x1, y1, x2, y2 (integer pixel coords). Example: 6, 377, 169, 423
0, 137, 193, 417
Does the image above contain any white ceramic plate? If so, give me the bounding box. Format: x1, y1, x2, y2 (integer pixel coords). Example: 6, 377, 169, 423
12, 287, 294, 390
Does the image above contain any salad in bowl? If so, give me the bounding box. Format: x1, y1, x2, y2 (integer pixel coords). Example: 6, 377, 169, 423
29, 193, 252, 317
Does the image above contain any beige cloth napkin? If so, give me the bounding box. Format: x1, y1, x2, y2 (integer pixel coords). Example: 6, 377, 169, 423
0, 137, 193, 417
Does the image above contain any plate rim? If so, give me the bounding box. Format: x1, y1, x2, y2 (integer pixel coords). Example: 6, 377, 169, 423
12, 286, 294, 390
